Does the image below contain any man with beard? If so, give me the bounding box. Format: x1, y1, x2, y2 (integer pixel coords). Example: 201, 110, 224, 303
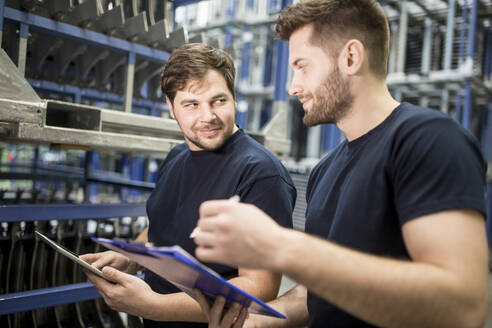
192, 0, 489, 327
81, 43, 296, 328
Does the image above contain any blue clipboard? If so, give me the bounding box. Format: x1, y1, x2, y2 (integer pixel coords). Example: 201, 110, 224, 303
91, 237, 285, 319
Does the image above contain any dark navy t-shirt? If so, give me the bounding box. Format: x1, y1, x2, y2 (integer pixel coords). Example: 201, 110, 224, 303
144, 128, 296, 328
305, 102, 487, 327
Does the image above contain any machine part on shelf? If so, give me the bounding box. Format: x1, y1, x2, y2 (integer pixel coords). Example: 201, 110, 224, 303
142, 18, 169, 44
133, 63, 164, 98
54, 41, 89, 82
46, 0, 72, 21
157, 26, 188, 52
77, 46, 111, 86
260, 101, 291, 158
60, 0, 103, 28
189, 31, 205, 44
144, 0, 167, 26
113, 11, 148, 41
94, 3, 125, 34
0, 48, 40, 102
95, 52, 127, 90
28, 34, 64, 79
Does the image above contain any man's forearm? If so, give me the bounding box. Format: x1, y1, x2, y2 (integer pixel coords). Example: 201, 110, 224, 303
143, 274, 279, 322
271, 229, 487, 328
249, 285, 309, 328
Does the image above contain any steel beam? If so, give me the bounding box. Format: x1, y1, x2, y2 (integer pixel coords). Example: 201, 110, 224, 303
0, 203, 147, 221
0, 282, 101, 315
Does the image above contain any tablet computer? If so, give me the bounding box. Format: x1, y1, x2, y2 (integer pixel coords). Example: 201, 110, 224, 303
35, 230, 111, 281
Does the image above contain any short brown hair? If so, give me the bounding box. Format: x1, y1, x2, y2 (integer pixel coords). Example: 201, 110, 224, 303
161, 43, 236, 104
276, 0, 390, 78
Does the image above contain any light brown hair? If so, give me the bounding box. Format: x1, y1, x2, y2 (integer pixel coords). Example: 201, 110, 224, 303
276, 0, 390, 78
161, 43, 236, 104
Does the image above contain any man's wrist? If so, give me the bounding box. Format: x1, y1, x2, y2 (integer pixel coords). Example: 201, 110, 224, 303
269, 227, 299, 273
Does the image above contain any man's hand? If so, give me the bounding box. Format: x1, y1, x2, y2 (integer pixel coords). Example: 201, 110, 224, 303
85, 266, 157, 318
194, 290, 248, 328
80, 251, 131, 272
194, 200, 286, 270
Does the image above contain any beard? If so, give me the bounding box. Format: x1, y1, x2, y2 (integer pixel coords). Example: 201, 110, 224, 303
185, 117, 235, 151
303, 65, 354, 126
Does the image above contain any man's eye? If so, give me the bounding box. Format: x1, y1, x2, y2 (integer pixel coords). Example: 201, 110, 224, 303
215, 99, 226, 104
185, 103, 198, 108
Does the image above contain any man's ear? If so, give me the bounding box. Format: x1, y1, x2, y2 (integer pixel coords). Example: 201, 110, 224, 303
339, 39, 365, 76
165, 96, 175, 119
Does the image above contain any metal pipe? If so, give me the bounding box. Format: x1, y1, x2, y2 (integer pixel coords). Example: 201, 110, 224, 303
440, 89, 449, 114
463, 0, 478, 130
463, 79, 472, 129
18, 23, 29, 76
467, 0, 478, 60
458, 0, 468, 65
124, 52, 136, 113
484, 29, 491, 80
307, 125, 321, 158
443, 0, 456, 70
273, 0, 291, 104
455, 93, 462, 123
421, 18, 432, 75
396, 0, 408, 73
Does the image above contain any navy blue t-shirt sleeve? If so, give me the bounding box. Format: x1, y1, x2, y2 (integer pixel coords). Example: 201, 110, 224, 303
391, 118, 487, 225
239, 175, 295, 229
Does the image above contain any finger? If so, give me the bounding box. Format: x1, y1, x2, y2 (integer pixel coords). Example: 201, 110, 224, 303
85, 270, 111, 297
199, 200, 236, 219
195, 246, 223, 263
79, 253, 98, 263
232, 308, 248, 328
91, 254, 115, 270
193, 289, 211, 320
101, 266, 132, 285
193, 230, 218, 247
196, 216, 225, 232
209, 296, 226, 327
221, 302, 242, 327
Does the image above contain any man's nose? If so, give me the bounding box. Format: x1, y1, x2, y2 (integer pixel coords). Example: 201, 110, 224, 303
200, 104, 217, 121
288, 74, 302, 96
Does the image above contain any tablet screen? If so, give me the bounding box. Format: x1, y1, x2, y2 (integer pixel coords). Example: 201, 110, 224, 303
35, 230, 111, 281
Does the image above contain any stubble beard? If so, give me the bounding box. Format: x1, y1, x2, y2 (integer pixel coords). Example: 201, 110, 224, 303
187, 118, 235, 151
303, 66, 354, 127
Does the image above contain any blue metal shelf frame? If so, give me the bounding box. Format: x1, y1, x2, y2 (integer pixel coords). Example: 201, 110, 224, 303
0, 203, 147, 221
28, 79, 168, 114
0, 164, 156, 191
0, 203, 147, 315
0, 282, 100, 316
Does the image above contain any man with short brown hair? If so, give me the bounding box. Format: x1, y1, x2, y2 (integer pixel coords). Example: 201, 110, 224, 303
194, 1, 489, 327
82, 43, 296, 328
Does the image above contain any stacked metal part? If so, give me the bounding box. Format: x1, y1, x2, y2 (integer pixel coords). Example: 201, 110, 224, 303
1, 0, 194, 112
